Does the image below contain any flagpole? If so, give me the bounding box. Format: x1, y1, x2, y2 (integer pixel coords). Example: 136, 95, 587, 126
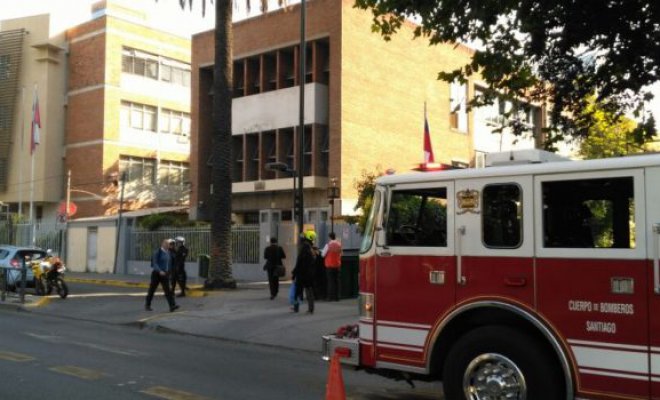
29, 84, 38, 246
18, 87, 25, 217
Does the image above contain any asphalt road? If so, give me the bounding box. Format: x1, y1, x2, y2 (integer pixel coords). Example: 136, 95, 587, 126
0, 282, 442, 400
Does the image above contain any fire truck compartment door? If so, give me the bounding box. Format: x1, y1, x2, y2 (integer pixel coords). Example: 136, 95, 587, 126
534, 168, 649, 399
374, 181, 455, 367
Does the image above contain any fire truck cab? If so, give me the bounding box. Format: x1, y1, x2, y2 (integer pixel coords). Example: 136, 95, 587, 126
323, 150, 660, 399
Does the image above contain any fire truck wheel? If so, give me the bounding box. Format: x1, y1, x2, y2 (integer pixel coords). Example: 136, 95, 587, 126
442, 325, 564, 400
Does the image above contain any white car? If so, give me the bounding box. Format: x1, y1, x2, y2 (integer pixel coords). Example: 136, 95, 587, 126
0, 245, 47, 289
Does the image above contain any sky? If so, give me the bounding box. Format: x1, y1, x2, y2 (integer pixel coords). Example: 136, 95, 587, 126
0, 0, 215, 36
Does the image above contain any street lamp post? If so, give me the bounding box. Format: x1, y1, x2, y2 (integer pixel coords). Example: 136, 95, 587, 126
327, 178, 339, 235
266, 162, 301, 238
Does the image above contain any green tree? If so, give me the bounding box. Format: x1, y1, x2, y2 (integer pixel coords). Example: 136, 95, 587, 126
162, 0, 282, 289
353, 168, 382, 233
578, 99, 652, 159
355, 0, 659, 145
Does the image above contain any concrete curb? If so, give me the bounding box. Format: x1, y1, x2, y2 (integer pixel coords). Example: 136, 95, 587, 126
66, 277, 207, 297
0, 294, 50, 310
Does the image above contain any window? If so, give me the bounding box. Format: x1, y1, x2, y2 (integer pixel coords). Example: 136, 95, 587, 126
385, 187, 448, 247
160, 109, 191, 136
450, 80, 468, 132
122, 48, 158, 80
119, 156, 156, 184
542, 177, 635, 248
158, 160, 189, 186
122, 47, 191, 87
0, 55, 9, 80
482, 184, 522, 248
120, 101, 157, 132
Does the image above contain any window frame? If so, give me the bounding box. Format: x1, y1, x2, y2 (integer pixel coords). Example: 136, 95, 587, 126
481, 183, 523, 249
534, 169, 646, 260
380, 182, 455, 256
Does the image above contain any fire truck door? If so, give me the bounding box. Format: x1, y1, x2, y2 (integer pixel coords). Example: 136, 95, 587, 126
374, 182, 455, 368
454, 176, 535, 308
535, 170, 649, 399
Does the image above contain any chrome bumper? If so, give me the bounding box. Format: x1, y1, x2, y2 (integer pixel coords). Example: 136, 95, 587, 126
322, 335, 360, 366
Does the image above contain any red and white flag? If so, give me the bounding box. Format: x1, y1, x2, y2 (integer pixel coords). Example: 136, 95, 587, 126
423, 106, 434, 163
31, 89, 41, 155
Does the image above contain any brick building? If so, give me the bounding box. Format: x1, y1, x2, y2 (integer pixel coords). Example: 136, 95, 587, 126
0, 0, 193, 220
190, 0, 545, 225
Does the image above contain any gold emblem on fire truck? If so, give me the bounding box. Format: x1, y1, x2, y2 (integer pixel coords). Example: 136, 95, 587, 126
457, 189, 480, 214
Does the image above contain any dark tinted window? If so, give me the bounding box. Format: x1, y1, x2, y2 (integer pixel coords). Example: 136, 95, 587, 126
482, 184, 522, 248
542, 177, 635, 248
386, 187, 448, 247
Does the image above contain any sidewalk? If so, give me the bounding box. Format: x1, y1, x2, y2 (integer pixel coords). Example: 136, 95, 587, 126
5, 272, 358, 354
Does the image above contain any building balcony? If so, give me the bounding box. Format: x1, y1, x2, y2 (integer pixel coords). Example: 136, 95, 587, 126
232, 83, 328, 134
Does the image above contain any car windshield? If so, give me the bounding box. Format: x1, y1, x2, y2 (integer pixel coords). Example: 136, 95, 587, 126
0, 249, 9, 259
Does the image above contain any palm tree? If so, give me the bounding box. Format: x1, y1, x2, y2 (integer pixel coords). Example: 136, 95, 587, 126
162, 0, 282, 289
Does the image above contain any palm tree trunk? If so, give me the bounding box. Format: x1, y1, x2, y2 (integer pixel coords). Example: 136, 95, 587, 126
205, 0, 236, 289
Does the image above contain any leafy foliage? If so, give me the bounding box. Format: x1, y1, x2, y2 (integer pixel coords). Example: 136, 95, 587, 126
577, 98, 651, 159
355, 0, 659, 145
353, 168, 382, 233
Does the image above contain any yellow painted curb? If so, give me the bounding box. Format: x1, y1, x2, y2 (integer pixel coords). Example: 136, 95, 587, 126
24, 296, 51, 308
66, 278, 207, 297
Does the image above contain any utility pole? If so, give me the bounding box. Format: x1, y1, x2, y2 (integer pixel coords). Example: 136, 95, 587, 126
112, 172, 126, 274
297, 0, 306, 240
63, 170, 71, 261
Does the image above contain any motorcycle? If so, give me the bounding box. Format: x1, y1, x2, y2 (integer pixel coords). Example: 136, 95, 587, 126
31, 256, 69, 299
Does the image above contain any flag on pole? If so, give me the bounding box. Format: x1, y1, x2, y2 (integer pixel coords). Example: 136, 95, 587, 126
423, 104, 435, 163
31, 88, 41, 155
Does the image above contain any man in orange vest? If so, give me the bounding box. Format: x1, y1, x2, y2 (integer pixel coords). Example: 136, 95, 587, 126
321, 232, 343, 301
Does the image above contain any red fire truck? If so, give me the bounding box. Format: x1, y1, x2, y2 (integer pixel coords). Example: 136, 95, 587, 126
323, 150, 660, 399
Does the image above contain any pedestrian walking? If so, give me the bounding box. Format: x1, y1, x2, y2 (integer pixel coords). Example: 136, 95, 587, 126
263, 237, 286, 300
145, 238, 179, 312
171, 236, 189, 297
322, 232, 343, 301
292, 230, 317, 314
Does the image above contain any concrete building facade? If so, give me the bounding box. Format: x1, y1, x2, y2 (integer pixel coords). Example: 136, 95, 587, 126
190, 0, 545, 225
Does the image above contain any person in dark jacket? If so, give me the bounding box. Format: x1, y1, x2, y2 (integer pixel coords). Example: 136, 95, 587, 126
145, 238, 179, 312
292, 230, 317, 314
263, 237, 286, 300
171, 236, 189, 297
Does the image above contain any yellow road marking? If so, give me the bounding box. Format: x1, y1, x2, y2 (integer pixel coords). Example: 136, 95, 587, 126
49, 365, 106, 380
141, 386, 213, 400
0, 351, 34, 362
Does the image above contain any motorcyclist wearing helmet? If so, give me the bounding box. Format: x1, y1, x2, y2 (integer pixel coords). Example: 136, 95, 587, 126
171, 236, 189, 297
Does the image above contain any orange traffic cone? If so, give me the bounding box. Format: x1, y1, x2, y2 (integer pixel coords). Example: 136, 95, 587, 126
325, 353, 346, 400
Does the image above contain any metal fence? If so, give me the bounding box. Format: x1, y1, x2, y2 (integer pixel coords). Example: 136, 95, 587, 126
127, 225, 260, 264
0, 221, 64, 254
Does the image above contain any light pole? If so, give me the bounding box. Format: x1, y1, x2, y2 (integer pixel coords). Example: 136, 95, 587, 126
112, 172, 127, 274
327, 178, 339, 235
297, 0, 306, 240
266, 162, 300, 238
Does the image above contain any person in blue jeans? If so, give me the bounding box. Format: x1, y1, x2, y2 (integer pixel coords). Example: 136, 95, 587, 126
145, 238, 179, 312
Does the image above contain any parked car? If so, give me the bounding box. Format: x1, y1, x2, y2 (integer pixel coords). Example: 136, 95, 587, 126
0, 245, 47, 289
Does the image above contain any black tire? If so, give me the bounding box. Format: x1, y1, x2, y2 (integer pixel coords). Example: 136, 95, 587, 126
442, 325, 565, 400
34, 277, 45, 296
56, 278, 68, 299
